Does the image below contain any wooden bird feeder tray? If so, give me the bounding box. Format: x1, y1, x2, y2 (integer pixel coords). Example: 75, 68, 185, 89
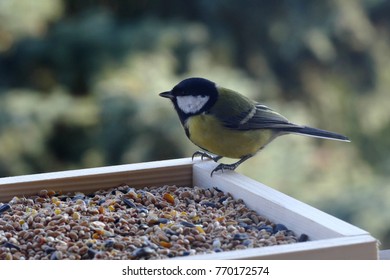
0, 158, 378, 259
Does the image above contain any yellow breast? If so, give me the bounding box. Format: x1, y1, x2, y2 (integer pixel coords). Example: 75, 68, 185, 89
186, 114, 274, 159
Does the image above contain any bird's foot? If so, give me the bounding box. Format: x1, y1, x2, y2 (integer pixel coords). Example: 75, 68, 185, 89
210, 163, 238, 176
210, 154, 253, 176
192, 151, 222, 162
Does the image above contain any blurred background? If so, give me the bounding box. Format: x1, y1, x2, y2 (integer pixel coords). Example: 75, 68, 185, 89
0, 0, 389, 248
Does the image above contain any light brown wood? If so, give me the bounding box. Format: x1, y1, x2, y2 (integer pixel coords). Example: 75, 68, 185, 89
179, 235, 378, 260
0, 157, 379, 259
0, 158, 194, 202
193, 161, 370, 240
191, 160, 378, 259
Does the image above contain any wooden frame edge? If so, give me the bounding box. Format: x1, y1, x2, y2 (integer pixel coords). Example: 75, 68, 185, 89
0, 158, 196, 202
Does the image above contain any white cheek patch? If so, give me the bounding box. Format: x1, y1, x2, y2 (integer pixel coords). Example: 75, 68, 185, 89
176, 95, 209, 114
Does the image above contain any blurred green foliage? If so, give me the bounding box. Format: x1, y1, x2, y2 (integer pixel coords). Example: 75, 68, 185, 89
0, 0, 389, 248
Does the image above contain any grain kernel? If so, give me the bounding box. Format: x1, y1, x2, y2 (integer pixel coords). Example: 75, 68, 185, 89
163, 193, 175, 205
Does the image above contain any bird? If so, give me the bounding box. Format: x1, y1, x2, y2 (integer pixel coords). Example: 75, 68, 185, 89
159, 77, 350, 176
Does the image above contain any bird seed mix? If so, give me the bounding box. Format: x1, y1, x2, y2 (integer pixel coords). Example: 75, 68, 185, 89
0, 184, 308, 259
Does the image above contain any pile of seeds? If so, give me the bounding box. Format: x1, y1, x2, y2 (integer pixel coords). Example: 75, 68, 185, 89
0, 185, 308, 259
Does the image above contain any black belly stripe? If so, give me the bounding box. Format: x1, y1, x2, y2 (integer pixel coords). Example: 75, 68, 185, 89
184, 127, 190, 138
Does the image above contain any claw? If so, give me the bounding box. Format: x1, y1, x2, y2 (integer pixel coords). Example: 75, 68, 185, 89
209, 154, 253, 176
192, 151, 208, 161
192, 151, 222, 162
210, 163, 236, 176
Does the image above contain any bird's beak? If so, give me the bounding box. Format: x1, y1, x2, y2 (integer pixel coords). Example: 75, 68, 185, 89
159, 91, 174, 99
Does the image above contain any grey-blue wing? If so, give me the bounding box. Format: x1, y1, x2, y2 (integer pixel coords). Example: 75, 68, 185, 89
227, 104, 349, 141
223, 104, 299, 130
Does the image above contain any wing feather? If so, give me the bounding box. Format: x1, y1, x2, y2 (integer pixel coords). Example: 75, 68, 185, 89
208, 87, 349, 141
209, 87, 300, 130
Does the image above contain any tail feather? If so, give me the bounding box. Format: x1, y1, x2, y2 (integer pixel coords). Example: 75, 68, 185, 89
282, 126, 350, 142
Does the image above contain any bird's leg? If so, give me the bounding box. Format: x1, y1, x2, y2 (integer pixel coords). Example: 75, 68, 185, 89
210, 154, 253, 176
192, 150, 222, 162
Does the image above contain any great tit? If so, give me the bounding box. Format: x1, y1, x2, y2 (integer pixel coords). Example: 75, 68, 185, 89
160, 77, 350, 176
